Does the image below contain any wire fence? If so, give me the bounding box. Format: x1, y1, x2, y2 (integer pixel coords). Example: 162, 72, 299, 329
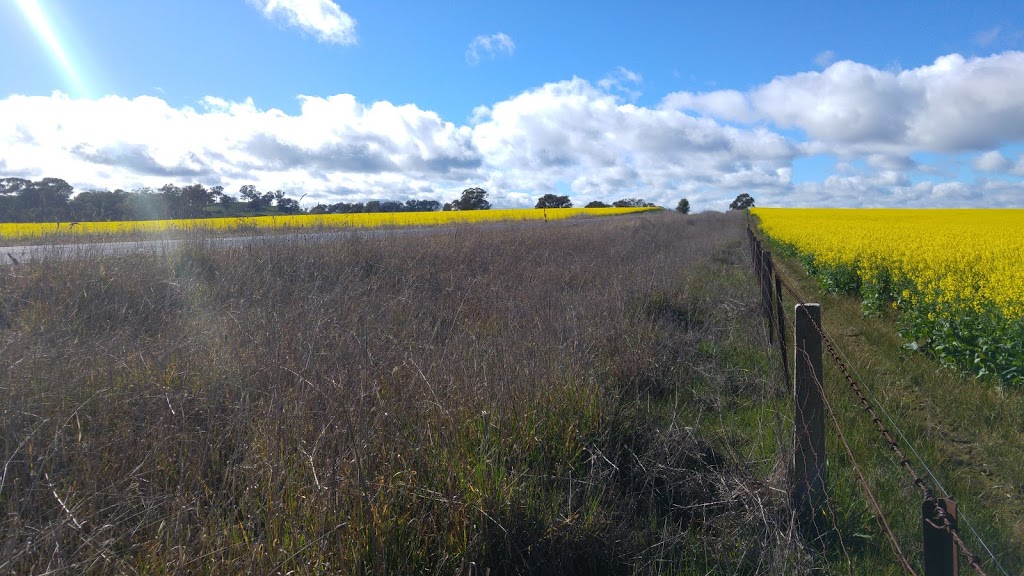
745, 223, 1006, 576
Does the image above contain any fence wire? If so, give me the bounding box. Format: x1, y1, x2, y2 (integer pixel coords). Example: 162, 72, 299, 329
746, 225, 993, 575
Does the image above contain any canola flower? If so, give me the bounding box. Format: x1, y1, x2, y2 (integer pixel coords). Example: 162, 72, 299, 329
752, 208, 1024, 383
0, 207, 659, 243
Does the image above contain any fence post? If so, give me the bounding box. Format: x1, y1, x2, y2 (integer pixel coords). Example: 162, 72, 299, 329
774, 274, 790, 386
923, 498, 959, 576
793, 303, 826, 534
763, 251, 777, 344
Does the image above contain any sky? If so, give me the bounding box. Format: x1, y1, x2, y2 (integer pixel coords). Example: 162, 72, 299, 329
2, 0, 1024, 211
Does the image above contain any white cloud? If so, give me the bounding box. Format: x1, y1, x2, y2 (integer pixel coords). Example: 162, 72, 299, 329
466, 33, 515, 65
0, 91, 477, 205
660, 89, 757, 123
471, 78, 794, 206
249, 0, 356, 46
0, 80, 801, 210
972, 150, 1013, 172
662, 51, 1024, 155
814, 50, 836, 68
5, 59, 1024, 211
597, 66, 643, 101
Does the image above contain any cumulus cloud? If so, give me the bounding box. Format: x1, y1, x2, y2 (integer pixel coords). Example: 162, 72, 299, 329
249, 0, 357, 45
5, 56, 1024, 210
597, 66, 643, 101
972, 150, 1013, 172
0, 80, 802, 209
0, 91, 478, 204
471, 78, 794, 206
466, 33, 515, 65
662, 51, 1024, 155
660, 89, 757, 123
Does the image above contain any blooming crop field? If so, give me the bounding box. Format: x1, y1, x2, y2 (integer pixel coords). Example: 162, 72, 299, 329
752, 208, 1024, 385
0, 206, 658, 242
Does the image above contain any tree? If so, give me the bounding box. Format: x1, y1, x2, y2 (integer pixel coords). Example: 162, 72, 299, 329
535, 193, 572, 209
180, 184, 214, 218
451, 187, 491, 210
585, 200, 611, 208
68, 189, 131, 221
16, 177, 74, 222
676, 198, 690, 214
729, 193, 755, 210
277, 197, 302, 214
405, 199, 441, 212
612, 198, 646, 208
239, 184, 262, 212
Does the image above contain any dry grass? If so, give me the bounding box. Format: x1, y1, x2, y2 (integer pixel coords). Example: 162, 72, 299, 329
1, 212, 834, 574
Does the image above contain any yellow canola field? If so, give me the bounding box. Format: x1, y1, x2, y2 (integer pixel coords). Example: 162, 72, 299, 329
752, 208, 1024, 319
0, 207, 659, 242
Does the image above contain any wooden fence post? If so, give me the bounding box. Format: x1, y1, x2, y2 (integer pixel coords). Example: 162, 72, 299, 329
758, 245, 774, 344
923, 498, 959, 576
774, 274, 790, 386
762, 250, 776, 344
793, 303, 826, 534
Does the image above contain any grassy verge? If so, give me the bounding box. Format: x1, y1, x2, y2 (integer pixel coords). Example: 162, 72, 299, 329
1, 211, 819, 574
8, 209, 998, 573
764, 228, 1024, 574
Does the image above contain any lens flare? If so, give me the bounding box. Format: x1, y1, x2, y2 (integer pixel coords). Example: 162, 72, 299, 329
14, 0, 89, 97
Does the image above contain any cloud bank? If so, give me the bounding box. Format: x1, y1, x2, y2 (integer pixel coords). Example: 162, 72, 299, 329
662, 52, 1024, 155
3, 52, 1024, 209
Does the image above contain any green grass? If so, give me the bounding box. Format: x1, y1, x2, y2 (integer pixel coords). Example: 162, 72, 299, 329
1, 212, 815, 574
763, 228, 1024, 575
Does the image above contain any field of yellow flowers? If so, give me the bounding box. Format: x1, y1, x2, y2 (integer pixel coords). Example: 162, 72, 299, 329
0, 206, 658, 242
752, 208, 1024, 385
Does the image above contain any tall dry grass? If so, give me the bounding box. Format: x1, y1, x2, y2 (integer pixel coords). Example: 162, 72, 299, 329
1, 212, 817, 574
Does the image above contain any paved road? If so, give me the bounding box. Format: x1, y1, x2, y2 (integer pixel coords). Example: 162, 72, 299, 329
0, 217, 612, 265
0, 225, 457, 266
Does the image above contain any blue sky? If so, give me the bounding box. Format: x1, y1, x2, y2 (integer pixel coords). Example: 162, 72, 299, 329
2, 0, 1024, 210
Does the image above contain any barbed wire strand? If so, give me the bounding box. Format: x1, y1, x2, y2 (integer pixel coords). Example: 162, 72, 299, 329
797, 347, 918, 575
747, 226, 993, 575
753, 230, 1007, 573
793, 287, 1013, 576
773, 263, 987, 575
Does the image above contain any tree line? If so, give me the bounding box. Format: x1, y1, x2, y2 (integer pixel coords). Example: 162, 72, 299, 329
0, 177, 672, 223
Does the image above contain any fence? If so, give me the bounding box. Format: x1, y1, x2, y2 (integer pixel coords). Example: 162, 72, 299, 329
746, 225, 998, 576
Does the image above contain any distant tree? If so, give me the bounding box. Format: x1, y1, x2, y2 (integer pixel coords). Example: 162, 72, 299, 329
12, 177, 74, 222
676, 198, 690, 214
612, 198, 646, 208
729, 193, 755, 210
69, 189, 132, 221
180, 183, 214, 218
535, 193, 572, 209
404, 199, 442, 212
0, 177, 32, 196
261, 190, 283, 208
442, 202, 453, 211
378, 200, 403, 213
451, 187, 491, 210
239, 184, 262, 212
277, 197, 302, 214
585, 200, 611, 208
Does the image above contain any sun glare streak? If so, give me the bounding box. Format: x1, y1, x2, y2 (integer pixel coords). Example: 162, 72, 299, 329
15, 0, 89, 97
